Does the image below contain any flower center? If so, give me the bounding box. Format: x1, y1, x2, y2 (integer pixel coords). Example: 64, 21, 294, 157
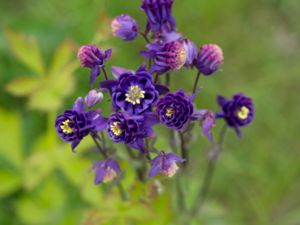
165, 107, 174, 118
110, 122, 123, 136
60, 119, 73, 134
236, 106, 250, 120
162, 163, 179, 177
125, 85, 145, 105
103, 167, 117, 183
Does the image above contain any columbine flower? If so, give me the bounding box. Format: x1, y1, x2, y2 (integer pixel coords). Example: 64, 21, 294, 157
85, 89, 104, 108
156, 90, 194, 130
141, 41, 187, 74
77, 45, 112, 85
149, 152, 184, 177
141, 0, 176, 34
192, 110, 216, 141
216, 93, 254, 137
111, 14, 139, 41
101, 64, 168, 115
55, 97, 106, 151
195, 44, 224, 76
106, 112, 158, 152
182, 38, 197, 67
91, 159, 121, 184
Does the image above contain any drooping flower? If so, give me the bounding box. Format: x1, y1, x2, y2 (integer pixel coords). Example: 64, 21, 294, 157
55, 98, 106, 151
141, 41, 187, 74
141, 0, 176, 34
192, 109, 216, 141
77, 45, 112, 85
85, 89, 104, 107
90, 159, 121, 184
156, 90, 194, 130
216, 93, 254, 137
101, 64, 168, 115
106, 112, 158, 152
195, 44, 223, 76
149, 152, 185, 177
111, 14, 139, 41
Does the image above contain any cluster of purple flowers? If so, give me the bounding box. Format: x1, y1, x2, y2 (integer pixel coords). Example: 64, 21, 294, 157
55, 0, 255, 185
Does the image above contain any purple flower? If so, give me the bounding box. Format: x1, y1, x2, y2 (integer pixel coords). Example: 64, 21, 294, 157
192, 110, 216, 141
156, 90, 194, 130
55, 98, 106, 151
106, 112, 158, 152
111, 14, 139, 41
101, 64, 168, 115
141, 41, 187, 74
77, 45, 112, 85
182, 38, 197, 67
141, 0, 176, 34
90, 159, 121, 184
216, 93, 254, 137
195, 44, 224, 76
84, 89, 104, 108
149, 152, 184, 177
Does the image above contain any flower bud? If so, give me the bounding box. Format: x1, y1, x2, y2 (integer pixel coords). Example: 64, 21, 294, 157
77, 45, 112, 85
111, 14, 139, 41
195, 44, 223, 75
85, 89, 104, 107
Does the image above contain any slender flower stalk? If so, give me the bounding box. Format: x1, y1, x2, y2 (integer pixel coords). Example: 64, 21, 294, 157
192, 72, 201, 94
190, 124, 228, 216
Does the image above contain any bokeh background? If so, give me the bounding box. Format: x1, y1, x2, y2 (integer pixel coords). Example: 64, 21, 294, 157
0, 0, 300, 224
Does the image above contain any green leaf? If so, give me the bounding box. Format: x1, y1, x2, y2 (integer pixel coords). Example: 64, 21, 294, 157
16, 176, 66, 225
0, 169, 21, 197
5, 29, 45, 76
49, 39, 76, 77
27, 61, 77, 112
0, 108, 23, 168
5, 76, 42, 97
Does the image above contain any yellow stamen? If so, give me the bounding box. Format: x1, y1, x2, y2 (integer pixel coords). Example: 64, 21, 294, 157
237, 106, 250, 120
125, 85, 145, 105
60, 119, 73, 134
110, 122, 123, 136
165, 107, 174, 118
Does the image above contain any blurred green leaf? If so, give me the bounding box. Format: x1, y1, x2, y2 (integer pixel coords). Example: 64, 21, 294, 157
49, 39, 76, 77
0, 108, 23, 169
5, 76, 42, 97
23, 151, 55, 190
0, 169, 21, 197
16, 176, 66, 225
5, 29, 45, 76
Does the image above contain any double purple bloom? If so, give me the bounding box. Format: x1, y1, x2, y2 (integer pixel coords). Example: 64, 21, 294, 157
216, 93, 254, 136
106, 112, 158, 152
156, 90, 194, 130
55, 98, 106, 151
101, 64, 168, 115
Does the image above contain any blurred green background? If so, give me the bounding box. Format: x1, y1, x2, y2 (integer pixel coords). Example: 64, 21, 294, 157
0, 0, 300, 224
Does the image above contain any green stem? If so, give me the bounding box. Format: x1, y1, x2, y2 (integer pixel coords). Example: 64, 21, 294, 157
192, 72, 201, 94
139, 32, 150, 43
179, 132, 188, 168
190, 124, 228, 216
